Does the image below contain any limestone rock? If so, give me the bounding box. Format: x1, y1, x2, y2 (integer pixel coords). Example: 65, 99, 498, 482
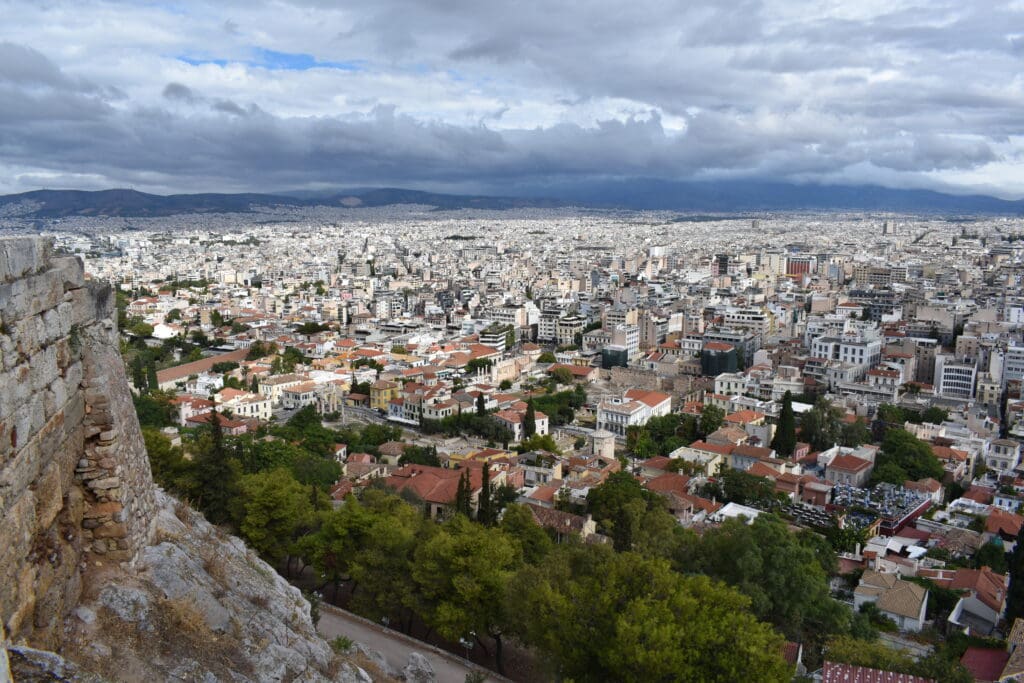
402, 652, 435, 683
7, 645, 103, 683
98, 584, 150, 625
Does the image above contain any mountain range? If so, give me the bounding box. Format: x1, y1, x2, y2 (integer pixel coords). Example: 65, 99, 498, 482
1, 181, 1022, 218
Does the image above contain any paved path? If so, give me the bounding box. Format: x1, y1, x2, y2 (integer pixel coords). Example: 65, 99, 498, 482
318, 605, 503, 682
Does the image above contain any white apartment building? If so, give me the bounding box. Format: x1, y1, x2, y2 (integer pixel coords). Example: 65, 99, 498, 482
934, 355, 977, 400
596, 389, 672, 438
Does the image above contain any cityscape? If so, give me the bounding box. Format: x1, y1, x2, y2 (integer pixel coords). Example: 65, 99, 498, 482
5, 1, 1024, 682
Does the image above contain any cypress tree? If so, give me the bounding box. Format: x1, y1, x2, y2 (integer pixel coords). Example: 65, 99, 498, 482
476, 392, 487, 416
454, 469, 470, 517
146, 360, 159, 393
1007, 527, 1024, 624
479, 461, 493, 525
131, 355, 147, 390
194, 410, 240, 527
771, 390, 797, 457
524, 400, 537, 438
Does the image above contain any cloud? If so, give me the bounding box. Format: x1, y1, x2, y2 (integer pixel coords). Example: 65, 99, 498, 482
0, 1, 1021, 196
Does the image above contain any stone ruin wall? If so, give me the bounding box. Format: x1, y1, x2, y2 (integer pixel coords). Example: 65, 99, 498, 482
0, 237, 156, 650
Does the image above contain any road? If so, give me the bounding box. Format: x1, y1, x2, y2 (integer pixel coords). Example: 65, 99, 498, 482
318, 605, 502, 682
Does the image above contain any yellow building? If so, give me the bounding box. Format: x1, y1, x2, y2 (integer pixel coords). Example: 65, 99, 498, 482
370, 380, 399, 411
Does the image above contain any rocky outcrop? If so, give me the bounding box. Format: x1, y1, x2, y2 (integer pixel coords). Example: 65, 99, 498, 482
0, 238, 389, 681
60, 490, 368, 682
0, 237, 156, 651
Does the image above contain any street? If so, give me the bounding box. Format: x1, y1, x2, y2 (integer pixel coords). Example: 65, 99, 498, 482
318, 605, 503, 682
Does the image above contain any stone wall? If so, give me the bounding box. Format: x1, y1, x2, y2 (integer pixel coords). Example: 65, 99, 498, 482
0, 237, 155, 649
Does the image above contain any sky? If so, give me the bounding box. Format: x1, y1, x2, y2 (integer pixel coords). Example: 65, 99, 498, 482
1, 0, 1024, 198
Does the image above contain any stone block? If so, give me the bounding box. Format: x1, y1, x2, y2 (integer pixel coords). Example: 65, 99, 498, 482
92, 522, 127, 539
34, 462, 63, 529
51, 256, 84, 291
0, 238, 51, 284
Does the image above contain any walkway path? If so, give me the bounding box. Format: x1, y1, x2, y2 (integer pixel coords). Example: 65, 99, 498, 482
318, 605, 504, 682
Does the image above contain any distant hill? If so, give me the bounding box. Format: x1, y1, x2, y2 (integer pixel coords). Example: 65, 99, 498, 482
1, 181, 1022, 218
0, 187, 566, 218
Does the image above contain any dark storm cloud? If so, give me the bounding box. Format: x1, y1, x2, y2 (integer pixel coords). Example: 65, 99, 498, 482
1, 0, 1023, 195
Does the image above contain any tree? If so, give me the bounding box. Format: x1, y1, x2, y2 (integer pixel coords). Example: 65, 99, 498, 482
586, 471, 663, 551
921, 406, 949, 425
537, 352, 557, 363
770, 391, 797, 456
551, 367, 574, 385
142, 427, 192, 494
507, 544, 791, 683
1006, 526, 1024, 624
478, 462, 494, 526
841, 418, 871, 447
238, 468, 315, 567
499, 504, 553, 565
975, 541, 1008, 574
412, 516, 522, 675
191, 410, 242, 527
800, 397, 843, 451
701, 467, 779, 506
699, 404, 724, 437
498, 379, 512, 390
871, 428, 943, 485
523, 400, 537, 438
131, 354, 147, 390
685, 514, 849, 649
454, 469, 472, 518
347, 491, 429, 630
476, 392, 486, 416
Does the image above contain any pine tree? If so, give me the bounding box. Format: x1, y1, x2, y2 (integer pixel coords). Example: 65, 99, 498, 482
476, 392, 486, 416
771, 391, 797, 457
524, 400, 537, 438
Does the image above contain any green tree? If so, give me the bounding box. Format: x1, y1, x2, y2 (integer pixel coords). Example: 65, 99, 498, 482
454, 469, 472, 518
975, 541, 1008, 574
685, 514, 848, 648
499, 504, 553, 565
800, 397, 844, 451
515, 433, 561, 454
586, 471, 662, 551
238, 468, 315, 567
478, 462, 494, 526
476, 392, 486, 416
551, 367, 574, 385
1007, 526, 1024, 624
412, 516, 522, 675
191, 410, 242, 527
841, 418, 872, 447
131, 354, 147, 390
770, 391, 797, 456
700, 466, 779, 506
347, 491, 429, 630
523, 400, 537, 438
871, 428, 943, 485
508, 543, 791, 683
699, 403, 724, 437
921, 406, 949, 425
141, 427, 192, 494
537, 352, 557, 363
